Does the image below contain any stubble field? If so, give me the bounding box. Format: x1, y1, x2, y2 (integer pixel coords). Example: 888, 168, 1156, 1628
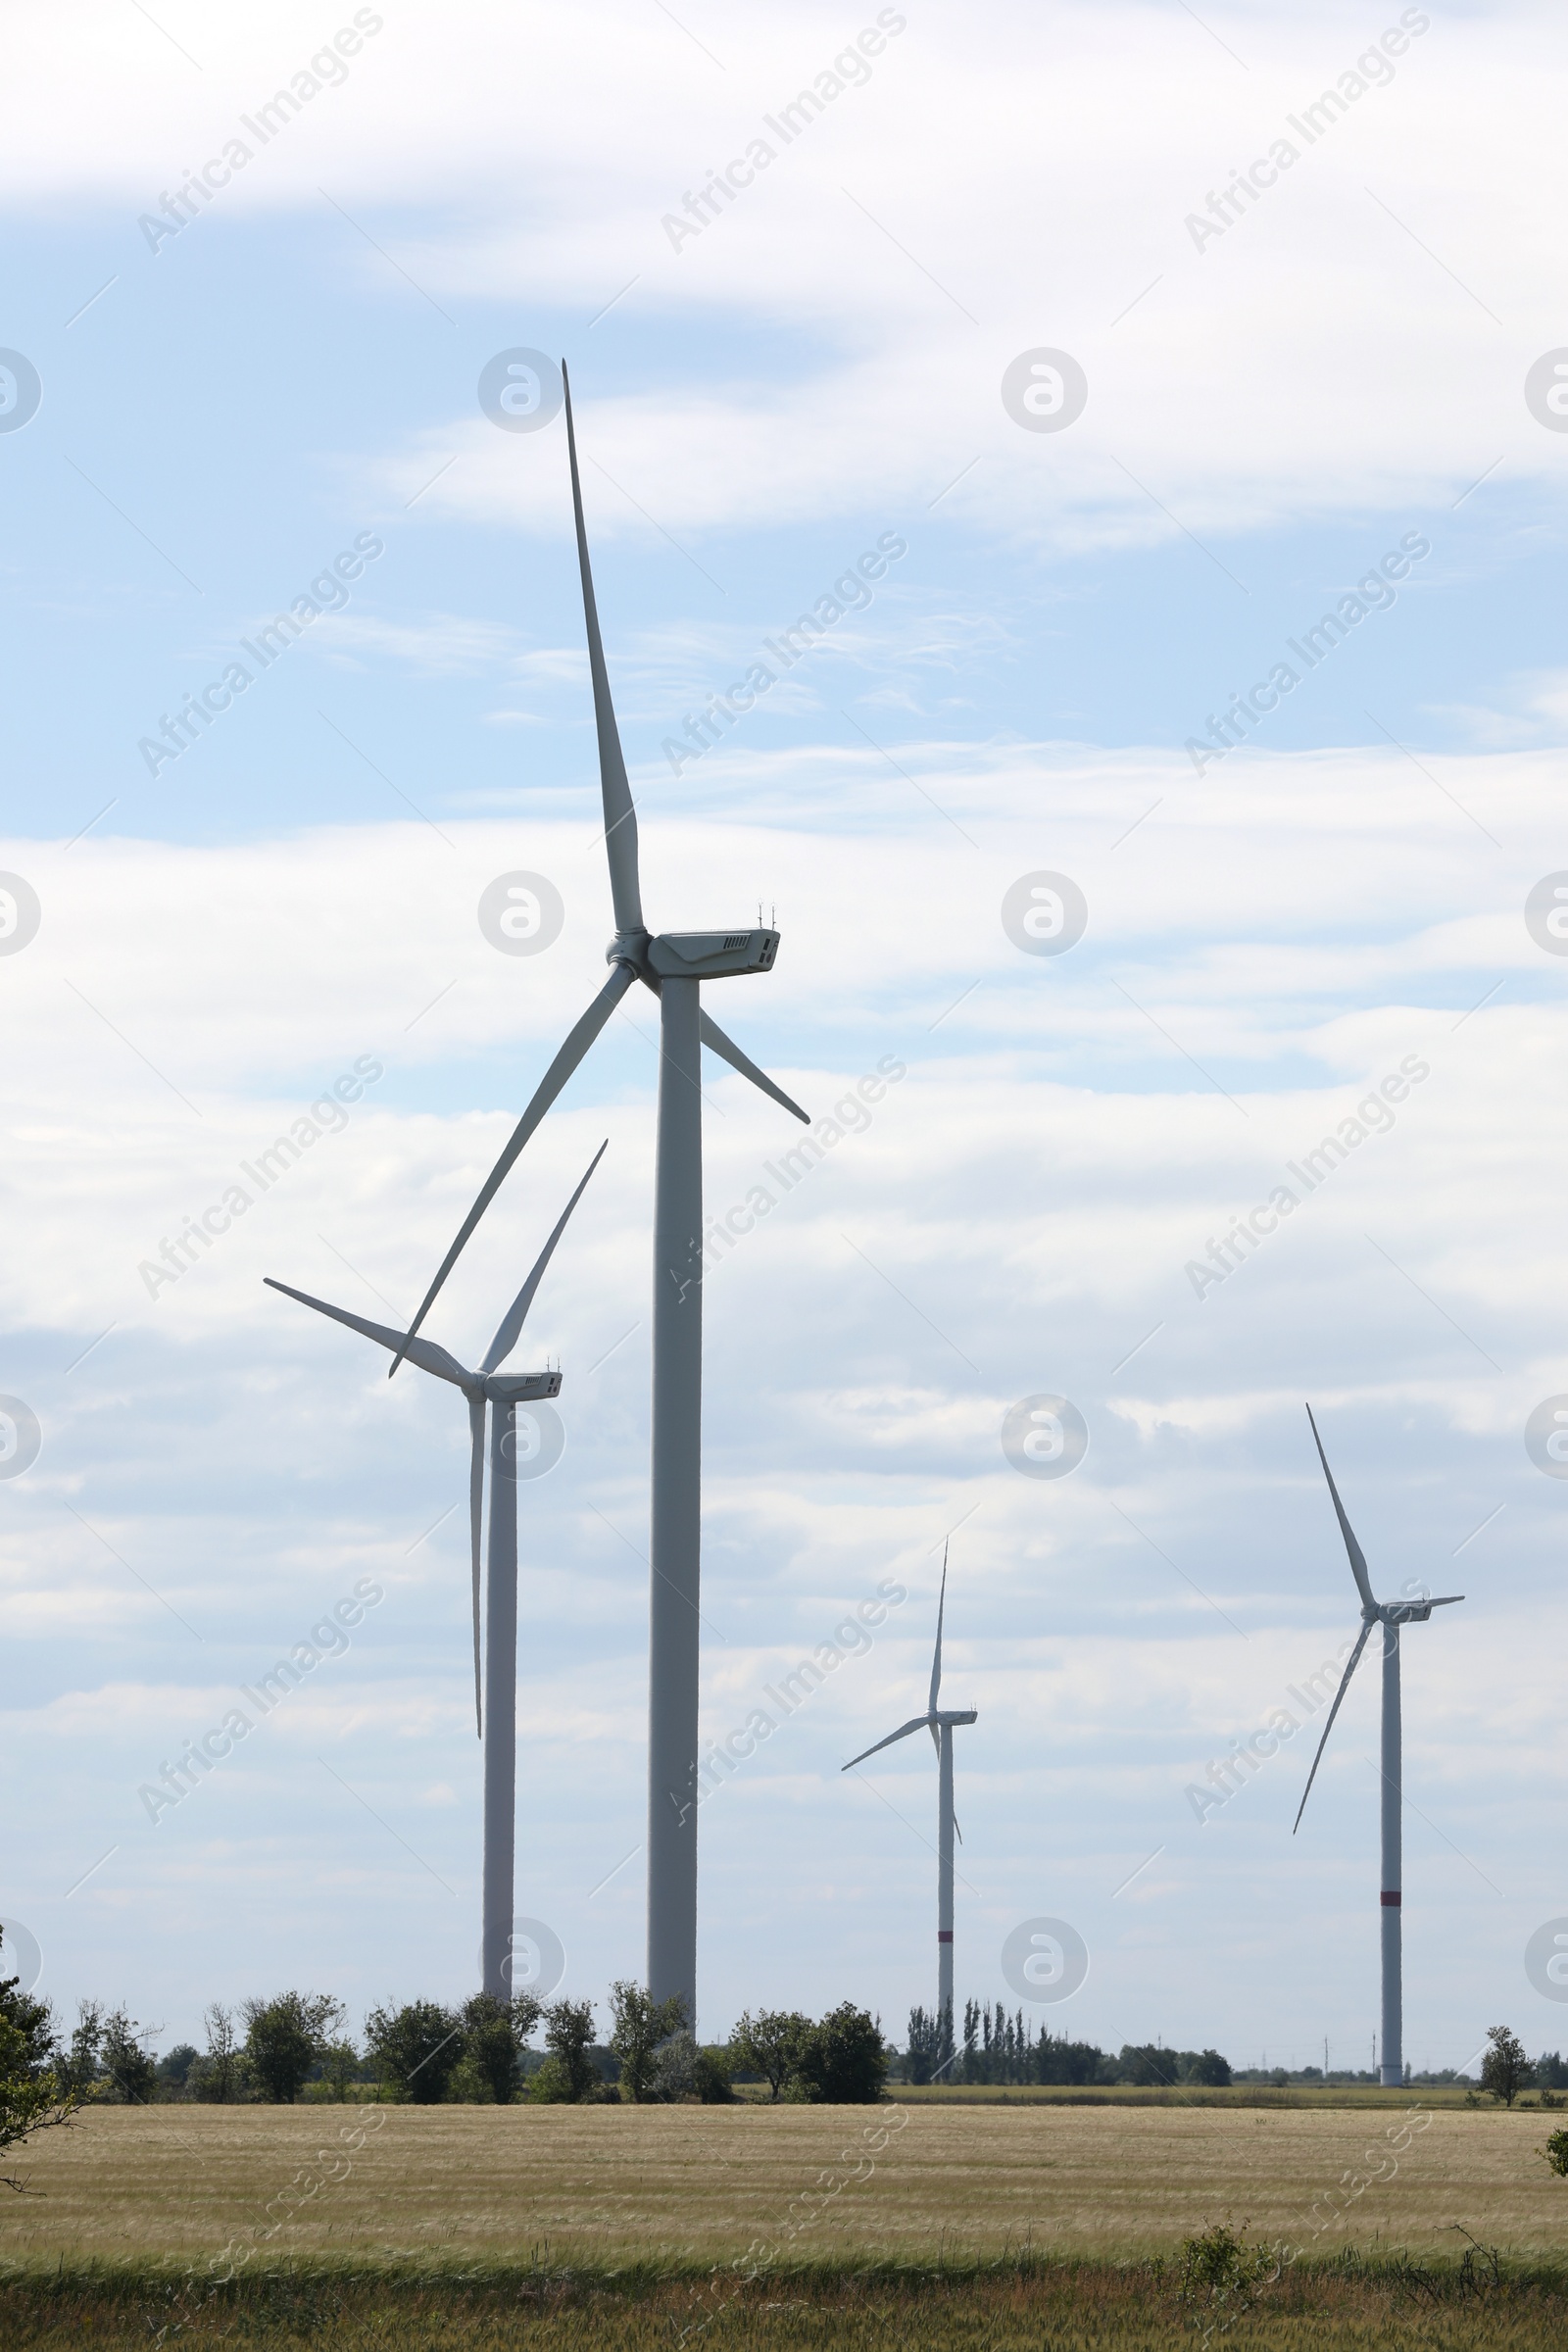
1, 2099, 1564, 2348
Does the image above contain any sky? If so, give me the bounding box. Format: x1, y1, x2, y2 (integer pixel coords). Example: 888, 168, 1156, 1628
3, 0, 1568, 2074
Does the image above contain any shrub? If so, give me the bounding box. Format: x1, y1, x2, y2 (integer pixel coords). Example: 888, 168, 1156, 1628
190, 2002, 244, 2102
538, 1998, 598, 2103
730, 2010, 813, 2101
99, 2008, 158, 2104
157, 2044, 199, 2092
649, 2031, 733, 2104
319, 2039, 362, 2102
241, 1992, 346, 2105
609, 1983, 687, 2103
0, 1925, 72, 2170
365, 2000, 463, 2104
792, 2005, 887, 2105
1542, 2128, 1568, 2179
452, 1992, 541, 2104
1174, 2222, 1274, 2317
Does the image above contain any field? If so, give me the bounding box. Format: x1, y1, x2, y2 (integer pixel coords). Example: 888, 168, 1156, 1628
2, 2099, 1565, 2347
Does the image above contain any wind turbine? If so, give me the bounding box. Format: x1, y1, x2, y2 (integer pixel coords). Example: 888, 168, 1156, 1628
842, 1548, 976, 2030
266, 1144, 604, 1999
1293, 1403, 1463, 2088
384, 362, 808, 2020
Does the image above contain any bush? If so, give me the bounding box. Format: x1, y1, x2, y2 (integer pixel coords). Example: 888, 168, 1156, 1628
451, 1992, 541, 2104
190, 2003, 244, 2102
1542, 2128, 1568, 2179
241, 1992, 346, 2105
609, 1983, 687, 2104
730, 2010, 813, 2101
99, 2008, 158, 2104
538, 1998, 598, 2103
157, 2044, 199, 2092
792, 2005, 888, 2105
365, 2000, 463, 2104
0, 1925, 72, 2167
648, 2031, 733, 2104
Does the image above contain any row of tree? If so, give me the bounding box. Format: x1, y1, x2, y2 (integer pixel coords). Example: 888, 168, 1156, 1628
904, 2001, 1233, 2087
0, 1936, 889, 2122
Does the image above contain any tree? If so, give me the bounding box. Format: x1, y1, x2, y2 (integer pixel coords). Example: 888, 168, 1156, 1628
157, 2045, 199, 2093
792, 2005, 888, 2105
1542, 2128, 1568, 2178
530, 1999, 597, 2103
240, 1992, 346, 2104
454, 1992, 541, 2104
610, 1983, 686, 2103
365, 2000, 463, 2104
191, 2003, 243, 2103
1186, 2048, 1233, 2087
58, 2003, 104, 2099
649, 2032, 733, 2104
320, 2039, 362, 2102
905, 2006, 943, 2087
0, 1927, 73, 2183
729, 2009, 811, 2101
1481, 2026, 1533, 2108
99, 2008, 158, 2104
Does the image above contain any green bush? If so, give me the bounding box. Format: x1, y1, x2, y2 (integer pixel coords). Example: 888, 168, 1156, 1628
451, 1992, 541, 2104
239, 1992, 346, 2105
1542, 2127, 1568, 2179
365, 1999, 463, 2104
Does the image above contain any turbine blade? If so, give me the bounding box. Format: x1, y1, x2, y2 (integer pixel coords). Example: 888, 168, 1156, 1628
468, 1395, 486, 1740
1305, 1403, 1377, 1610
699, 1012, 809, 1124
562, 360, 643, 938
1428, 1594, 1464, 1606
1292, 1620, 1374, 1834
841, 1715, 932, 1772
388, 963, 635, 1376
264, 1279, 472, 1389
928, 1540, 950, 1716
481, 1140, 608, 1373
953, 1812, 963, 1845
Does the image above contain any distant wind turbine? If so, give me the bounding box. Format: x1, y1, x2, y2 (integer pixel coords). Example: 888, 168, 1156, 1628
383, 362, 809, 2021
267, 1144, 604, 1998
842, 1546, 977, 2028
1293, 1403, 1462, 2088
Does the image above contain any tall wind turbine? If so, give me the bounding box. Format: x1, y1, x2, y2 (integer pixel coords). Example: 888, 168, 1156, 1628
267, 1145, 604, 1999
384, 363, 808, 2020
1293, 1404, 1462, 2087
842, 1548, 977, 2028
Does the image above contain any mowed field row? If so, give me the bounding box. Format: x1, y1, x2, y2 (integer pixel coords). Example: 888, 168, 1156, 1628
4, 2103, 1565, 2275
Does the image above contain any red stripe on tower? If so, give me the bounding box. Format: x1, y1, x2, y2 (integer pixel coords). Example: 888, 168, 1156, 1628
1381, 1890, 1401, 1906
937, 1931, 954, 1942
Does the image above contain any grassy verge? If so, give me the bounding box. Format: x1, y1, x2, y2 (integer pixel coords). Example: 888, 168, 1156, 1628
2, 2250, 1566, 2348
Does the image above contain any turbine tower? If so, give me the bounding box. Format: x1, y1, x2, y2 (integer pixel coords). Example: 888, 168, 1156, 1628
385, 363, 808, 2021
267, 1145, 604, 1999
1293, 1403, 1462, 2088
842, 1548, 976, 2026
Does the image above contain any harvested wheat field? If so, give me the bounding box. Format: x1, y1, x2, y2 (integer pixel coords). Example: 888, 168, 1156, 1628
3, 2099, 1565, 2275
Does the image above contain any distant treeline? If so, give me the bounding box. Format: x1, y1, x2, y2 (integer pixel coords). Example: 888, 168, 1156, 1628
898, 2000, 1568, 2095
902, 1999, 1232, 2087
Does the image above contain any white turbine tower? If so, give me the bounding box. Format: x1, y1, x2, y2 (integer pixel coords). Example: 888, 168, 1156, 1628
842, 1548, 976, 2028
267, 1144, 604, 1998
385, 363, 808, 2021
1293, 1403, 1463, 2088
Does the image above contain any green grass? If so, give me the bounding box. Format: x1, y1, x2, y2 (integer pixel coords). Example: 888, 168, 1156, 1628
2, 2251, 1567, 2349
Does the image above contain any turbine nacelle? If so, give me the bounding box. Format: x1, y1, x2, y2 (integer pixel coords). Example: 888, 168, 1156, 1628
610, 927, 780, 982
483, 1370, 562, 1404
1377, 1595, 1462, 1626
